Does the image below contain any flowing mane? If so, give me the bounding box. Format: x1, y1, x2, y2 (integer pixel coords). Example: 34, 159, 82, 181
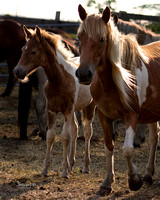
31, 28, 74, 61
78, 15, 149, 108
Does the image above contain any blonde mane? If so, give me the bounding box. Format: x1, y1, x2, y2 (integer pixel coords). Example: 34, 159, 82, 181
32, 28, 74, 60
78, 15, 149, 109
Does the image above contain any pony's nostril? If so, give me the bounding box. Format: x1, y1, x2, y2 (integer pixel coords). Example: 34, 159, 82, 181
88, 70, 92, 79
13, 69, 19, 77
75, 69, 79, 78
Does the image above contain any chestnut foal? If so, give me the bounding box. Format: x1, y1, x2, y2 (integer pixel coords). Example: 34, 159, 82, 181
14, 26, 95, 178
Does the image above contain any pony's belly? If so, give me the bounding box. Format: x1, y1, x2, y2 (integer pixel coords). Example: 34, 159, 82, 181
138, 108, 160, 124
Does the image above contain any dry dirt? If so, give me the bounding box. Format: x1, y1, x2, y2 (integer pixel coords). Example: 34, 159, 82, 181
0, 86, 160, 200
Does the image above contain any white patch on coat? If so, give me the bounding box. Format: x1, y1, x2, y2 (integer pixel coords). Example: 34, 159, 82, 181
24, 45, 28, 50
122, 126, 135, 157
56, 50, 79, 103
56, 51, 92, 110
56, 50, 78, 77
136, 61, 149, 106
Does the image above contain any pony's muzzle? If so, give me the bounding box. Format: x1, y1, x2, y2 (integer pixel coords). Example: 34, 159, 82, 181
75, 66, 93, 85
13, 66, 26, 80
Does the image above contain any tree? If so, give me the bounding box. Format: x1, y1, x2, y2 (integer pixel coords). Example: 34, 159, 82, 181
134, 4, 160, 16
87, 0, 117, 13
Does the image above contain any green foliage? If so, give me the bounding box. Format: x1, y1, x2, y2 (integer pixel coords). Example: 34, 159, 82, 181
87, 0, 96, 7
146, 22, 160, 34
87, 0, 117, 12
134, 4, 160, 16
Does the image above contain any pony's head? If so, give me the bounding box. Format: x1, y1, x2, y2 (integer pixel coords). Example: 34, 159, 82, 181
14, 26, 48, 80
75, 4, 111, 85
14, 26, 67, 80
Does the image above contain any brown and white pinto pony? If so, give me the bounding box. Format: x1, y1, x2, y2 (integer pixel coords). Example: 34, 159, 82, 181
13, 26, 95, 178
76, 5, 160, 196
114, 17, 160, 45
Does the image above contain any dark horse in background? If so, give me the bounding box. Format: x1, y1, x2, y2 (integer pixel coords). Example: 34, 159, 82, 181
0, 19, 30, 139
0, 19, 25, 97
0, 19, 79, 139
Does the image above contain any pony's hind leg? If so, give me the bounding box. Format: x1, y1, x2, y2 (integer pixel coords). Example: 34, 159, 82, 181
81, 101, 95, 173
61, 112, 78, 178
41, 111, 56, 176
35, 68, 47, 140
143, 122, 159, 184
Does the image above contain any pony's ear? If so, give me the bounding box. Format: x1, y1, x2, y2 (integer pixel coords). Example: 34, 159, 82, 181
102, 6, 111, 24
35, 25, 41, 38
23, 25, 32, 39
78, 4, 87, 21
113, 14, 118, 25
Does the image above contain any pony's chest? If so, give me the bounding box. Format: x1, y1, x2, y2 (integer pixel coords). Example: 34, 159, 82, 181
90, 80, 122, 119
75, 84, 92, 111
44, 81, 76, 113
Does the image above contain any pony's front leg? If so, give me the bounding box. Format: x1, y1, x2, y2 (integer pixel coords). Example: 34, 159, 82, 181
82, 101, 95, 173
41, 111, 56, 176
96, 109, 114, 196
143, 122, 159, 184
61, 112, 78, 178
123, 116, 143, 191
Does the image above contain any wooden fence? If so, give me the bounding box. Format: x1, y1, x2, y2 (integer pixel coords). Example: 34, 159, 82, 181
0, 11, 160, 84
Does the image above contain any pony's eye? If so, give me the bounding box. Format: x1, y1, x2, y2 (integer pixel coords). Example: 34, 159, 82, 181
31, 50, 36, 55
100, 38, 105, 43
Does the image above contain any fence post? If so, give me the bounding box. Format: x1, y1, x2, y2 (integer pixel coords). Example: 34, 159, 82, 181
55, 11, 60, 22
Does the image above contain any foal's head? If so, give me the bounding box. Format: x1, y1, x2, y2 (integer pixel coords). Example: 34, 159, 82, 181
76, 4, 111, 85
14, 26, 59, 80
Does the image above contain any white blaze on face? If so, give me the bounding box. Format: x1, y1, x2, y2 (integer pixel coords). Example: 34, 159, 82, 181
136, 61, 149, 107
24, 44, 28, 51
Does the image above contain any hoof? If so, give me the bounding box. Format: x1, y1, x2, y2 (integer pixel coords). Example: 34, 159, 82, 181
133, 142, 141, 148
61, 170, 69, 179
128, 174, 143, 191
20, 136, 28, 140
96, 186, 111, 196
41, 169, 48, 177
69, 160, 75, 170
83, 166, 90, 174
0, 92, 10, 97
143, 174, 153, 184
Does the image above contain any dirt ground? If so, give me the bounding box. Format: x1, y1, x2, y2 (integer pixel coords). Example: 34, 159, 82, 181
0, 85, 160, 200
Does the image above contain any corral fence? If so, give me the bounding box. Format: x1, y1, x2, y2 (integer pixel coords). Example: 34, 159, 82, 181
0, 11, 160, 84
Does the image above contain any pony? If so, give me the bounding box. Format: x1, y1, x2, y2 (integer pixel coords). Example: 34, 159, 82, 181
0, 18, 79, 140
76, 5, 160, 196
13, 26, 95, 178
0, 18, 35, 140
0, 19, 25, 97
113, 16, 160, 148
114, 16, 160, 45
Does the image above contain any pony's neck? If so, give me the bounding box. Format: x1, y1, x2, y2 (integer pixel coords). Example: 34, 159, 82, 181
97, 59, 116, 94
42, 48, 65, 84
56, 50, 76, 77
